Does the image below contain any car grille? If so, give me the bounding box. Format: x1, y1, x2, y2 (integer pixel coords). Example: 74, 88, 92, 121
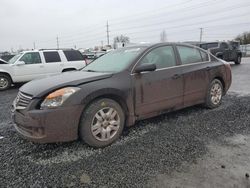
15, 91, 33, 110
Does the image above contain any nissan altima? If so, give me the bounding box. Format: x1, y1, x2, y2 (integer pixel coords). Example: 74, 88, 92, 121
11, 43, 232, 148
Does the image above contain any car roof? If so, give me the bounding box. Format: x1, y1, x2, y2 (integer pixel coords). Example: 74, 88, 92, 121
20, 49, 79, 53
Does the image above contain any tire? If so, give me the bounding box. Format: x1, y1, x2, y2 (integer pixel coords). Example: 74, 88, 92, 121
204, 79, 223, 109
235, 55, 241, 65
79, 98, 125, 148
0, 74, 11, 91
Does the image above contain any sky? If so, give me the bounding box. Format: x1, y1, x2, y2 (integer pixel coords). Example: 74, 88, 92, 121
0, 0, 250, 51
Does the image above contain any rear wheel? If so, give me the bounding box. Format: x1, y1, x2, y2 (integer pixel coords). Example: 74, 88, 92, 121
79, 98, 125, 148
235, 55, 241, 65
205, 79, 223, 109
0, 74, 11, 91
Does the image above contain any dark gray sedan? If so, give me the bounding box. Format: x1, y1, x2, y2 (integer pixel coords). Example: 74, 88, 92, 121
12, 43, 232, 148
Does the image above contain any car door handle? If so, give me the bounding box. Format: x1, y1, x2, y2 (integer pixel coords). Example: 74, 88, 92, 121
172, 74, 181, 79
206, 66, 211, 71
40, 65, 44, 68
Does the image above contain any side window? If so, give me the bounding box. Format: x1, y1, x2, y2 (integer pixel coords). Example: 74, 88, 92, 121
207, 43, 219, 49
177, 46, 202, 65
43, 52, 61, 63
20, 52, 41, 64
200, 50, 209, 62
200, 44, 208, 50
140, 46, 176, 69
221, 43, 229, 49
63, 50, 84, 61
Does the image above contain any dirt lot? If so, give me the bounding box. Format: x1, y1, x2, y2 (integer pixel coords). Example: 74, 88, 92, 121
0, 58, 250, 188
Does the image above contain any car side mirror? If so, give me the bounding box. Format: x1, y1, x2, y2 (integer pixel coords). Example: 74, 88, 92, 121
15, 61, 25, 66
134, 63, 156, 73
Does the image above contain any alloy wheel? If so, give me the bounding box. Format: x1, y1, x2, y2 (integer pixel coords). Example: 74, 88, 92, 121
91, 107, 120, 141
0, 77, 8, 89
210, 83, 222, 105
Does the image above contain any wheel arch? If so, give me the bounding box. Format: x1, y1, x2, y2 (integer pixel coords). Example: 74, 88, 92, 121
80, 89, 130, 125
0, 71, 13, 83
213, 76, 225, 94
62, 68, 77, 72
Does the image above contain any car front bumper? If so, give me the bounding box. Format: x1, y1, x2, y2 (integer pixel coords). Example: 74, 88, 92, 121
12, 105, 83, 143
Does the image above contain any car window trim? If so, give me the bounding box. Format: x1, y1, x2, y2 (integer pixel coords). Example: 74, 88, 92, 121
130, 59, 211, 76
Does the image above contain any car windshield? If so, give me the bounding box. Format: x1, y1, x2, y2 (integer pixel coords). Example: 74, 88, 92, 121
8, 54, 22, 64
82, 47, 145, 73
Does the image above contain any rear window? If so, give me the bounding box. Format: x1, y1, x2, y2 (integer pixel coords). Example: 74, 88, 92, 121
63, 50, 84, 61
43, 52, 61, 63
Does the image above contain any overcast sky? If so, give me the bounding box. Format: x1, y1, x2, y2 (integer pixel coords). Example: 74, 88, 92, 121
0, 0, 250, 51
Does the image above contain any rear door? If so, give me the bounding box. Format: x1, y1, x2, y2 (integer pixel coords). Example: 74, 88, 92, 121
42, 51, 63, 75
133, 45, 184, 116
176, 45, 210, 107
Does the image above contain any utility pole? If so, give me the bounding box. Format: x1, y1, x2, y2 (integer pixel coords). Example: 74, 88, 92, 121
33, 42, 36, 49
106, 21, 110, 46
56, 36, 59, 49
199, 28, 203, 43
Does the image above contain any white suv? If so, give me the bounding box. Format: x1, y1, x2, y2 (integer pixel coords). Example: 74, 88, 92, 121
0, 49, 86, 90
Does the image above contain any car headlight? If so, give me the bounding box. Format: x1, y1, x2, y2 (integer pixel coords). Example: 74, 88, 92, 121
40, 87, 80, 109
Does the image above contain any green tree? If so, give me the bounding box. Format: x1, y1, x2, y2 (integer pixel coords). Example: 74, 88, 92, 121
235, 31, 250, 45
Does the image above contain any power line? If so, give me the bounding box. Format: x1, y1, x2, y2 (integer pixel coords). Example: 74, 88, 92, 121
35, 0, 216, 43
109, 0, 212, 25
35, 0, 249, 46
111, 11, 250, 34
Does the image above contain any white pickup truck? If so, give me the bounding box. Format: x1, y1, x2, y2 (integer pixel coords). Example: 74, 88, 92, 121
0, 49, 86, 90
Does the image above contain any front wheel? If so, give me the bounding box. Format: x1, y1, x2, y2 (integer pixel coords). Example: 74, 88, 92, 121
79, 98, 125, 148
0, 74, 11, 91
204, 79, 223, 109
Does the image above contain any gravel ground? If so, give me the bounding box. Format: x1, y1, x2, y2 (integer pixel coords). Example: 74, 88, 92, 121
0, 89, 250, 187
0, 59, 250, 187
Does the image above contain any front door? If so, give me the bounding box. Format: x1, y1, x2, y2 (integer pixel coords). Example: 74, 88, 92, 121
133, 45, 183, 117
13, 52, 45, 82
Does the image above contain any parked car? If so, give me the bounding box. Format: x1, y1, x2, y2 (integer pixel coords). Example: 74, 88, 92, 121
82, 51, 107, 64
197, 41, 242, 65
11, 43, 232, 148
0, 49, 86, 90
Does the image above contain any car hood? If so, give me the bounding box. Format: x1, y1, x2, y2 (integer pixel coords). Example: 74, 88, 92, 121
20, 71, 113, 97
